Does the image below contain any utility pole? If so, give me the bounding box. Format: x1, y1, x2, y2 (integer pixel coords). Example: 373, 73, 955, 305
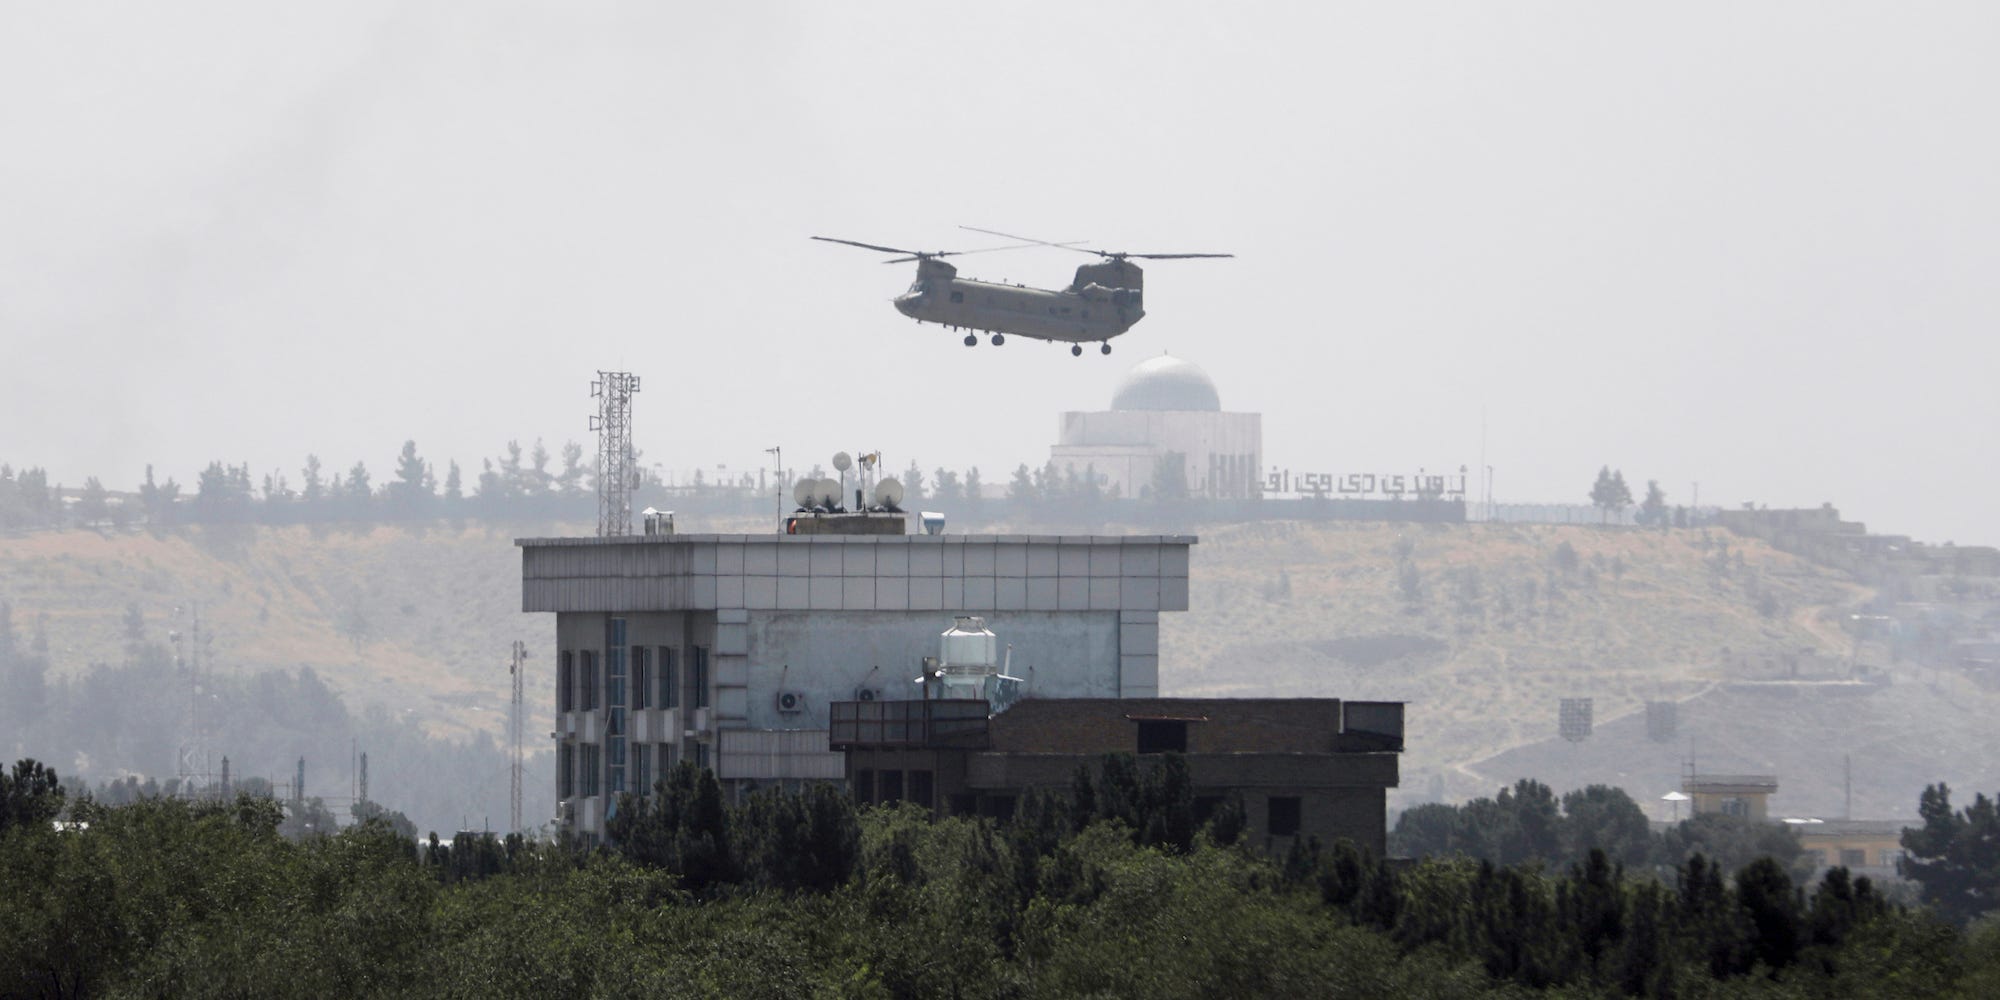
510, 639, 525, 833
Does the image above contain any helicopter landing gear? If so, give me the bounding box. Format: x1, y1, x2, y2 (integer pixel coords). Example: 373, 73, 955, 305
963, 334, 977, 347
1071, 344, 1083, 357
1100, 343, 1112, 355
991, 334, 1004, 346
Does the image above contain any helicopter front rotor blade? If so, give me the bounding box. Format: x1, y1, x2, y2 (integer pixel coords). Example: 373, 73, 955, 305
1125, 252, 1235, 260
812, 235, 921, 256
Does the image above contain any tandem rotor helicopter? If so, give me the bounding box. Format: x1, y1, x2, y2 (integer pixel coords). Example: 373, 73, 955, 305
813, 226, 1232, 356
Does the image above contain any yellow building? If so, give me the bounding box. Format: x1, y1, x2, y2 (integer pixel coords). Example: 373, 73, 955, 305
1787, 819, 1910, 876
1683, 774, 1779, 822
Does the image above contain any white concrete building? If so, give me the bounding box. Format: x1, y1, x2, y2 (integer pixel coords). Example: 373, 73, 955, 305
519, 528, 1195, 840
1050, 354, 1262, 500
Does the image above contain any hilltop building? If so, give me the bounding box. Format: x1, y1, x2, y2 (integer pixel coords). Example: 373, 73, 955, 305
1049, 354, 1262, 501
519, 521, 1194, 842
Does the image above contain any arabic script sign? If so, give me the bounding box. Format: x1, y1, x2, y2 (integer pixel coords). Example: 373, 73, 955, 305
1266, 466, 1469, 500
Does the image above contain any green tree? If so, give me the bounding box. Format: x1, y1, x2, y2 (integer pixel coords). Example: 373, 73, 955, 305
1148, 452, 1190, 502
0, 759, 65, 835
932, 467, 962, 504
1589, 466, 1632, 524
557, 440, 587, 496
77, 476, 109, 528
1559, 784, 1652, 868
1637, 479, 1668, 527
1900, 783, 2000, 926
388, 440, 432, 520
1007, 463, 1037, 504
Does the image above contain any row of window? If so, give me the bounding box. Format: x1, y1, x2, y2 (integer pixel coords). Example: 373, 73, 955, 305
559, 740, 711, 800
1803, 848, 1905, 868
558, 646, 709, 713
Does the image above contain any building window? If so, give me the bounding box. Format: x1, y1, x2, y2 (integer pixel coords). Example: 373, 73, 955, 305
910, 770, 935, 809
949, 793, 977, 815
693, 741, 710, 772
558, 652, 574, 713
659, 647, 679, 709
558, 743, 575, 799
632, 742, 651, 796
581, 743, 601, 798
692, 646, 710, 709
1719, 797, 1750, 819
879, 770, 904, 803
632, 647, 650, 710
981, 795, 1016, 821
1840, 849, 1867, 868
578, 651, 598, 712
1803, 849, 1827, 867
1267, 796, 1302, 838
1136, 720, 1188, 754
855, 769, 875, 803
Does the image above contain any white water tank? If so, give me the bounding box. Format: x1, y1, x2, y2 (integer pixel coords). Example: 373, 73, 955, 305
939, 616, 997, 670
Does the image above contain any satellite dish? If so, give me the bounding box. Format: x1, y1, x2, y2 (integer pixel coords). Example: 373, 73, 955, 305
874, 477, 905, 509
816, 478, 843, 507
832, 452, 853, 472
793, 480, 818, 508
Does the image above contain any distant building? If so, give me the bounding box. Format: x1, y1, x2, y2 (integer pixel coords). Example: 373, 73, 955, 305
830, 696, 1405, 855
1788, 818, 1911, 879
518, 522, 1194, 842
1683, 774, 1779, 822
1050, 354, 1262, 501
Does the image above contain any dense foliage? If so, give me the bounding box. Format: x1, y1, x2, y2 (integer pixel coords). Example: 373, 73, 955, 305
5, 759, 1999, 999
1393, 780, 1810, 878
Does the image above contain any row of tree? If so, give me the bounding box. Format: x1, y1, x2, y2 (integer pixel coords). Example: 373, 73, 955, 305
5, 759, 1998, 997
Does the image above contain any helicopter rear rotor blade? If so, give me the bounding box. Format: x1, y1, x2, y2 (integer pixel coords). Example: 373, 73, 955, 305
1124, 252, 1235, 260
882, 240, 1088, 264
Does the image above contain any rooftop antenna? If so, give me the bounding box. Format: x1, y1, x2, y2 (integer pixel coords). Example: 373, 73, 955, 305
591, 371, 642, 537
764, 447, 782, 528
509, 639, 525, 833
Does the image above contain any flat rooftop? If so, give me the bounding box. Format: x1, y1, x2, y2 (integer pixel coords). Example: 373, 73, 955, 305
516, 533, 1200, 547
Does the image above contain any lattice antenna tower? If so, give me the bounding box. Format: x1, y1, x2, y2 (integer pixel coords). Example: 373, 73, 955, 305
590, 371, 642, 537
509, 639, 525, 833
172, 602, 214, 795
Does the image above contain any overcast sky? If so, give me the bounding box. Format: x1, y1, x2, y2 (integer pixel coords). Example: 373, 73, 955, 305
3, 2, 1995, 542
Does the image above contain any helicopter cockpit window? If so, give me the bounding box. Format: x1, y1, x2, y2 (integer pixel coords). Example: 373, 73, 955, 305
949, 290, 964, 304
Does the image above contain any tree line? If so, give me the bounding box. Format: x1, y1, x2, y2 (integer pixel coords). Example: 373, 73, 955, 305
6, 757, 2000, 998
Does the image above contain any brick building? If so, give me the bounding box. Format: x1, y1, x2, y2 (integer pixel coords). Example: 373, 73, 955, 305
830, 696, 1405, 854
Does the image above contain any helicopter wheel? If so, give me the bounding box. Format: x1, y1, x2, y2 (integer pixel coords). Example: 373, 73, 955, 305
991, 334, 1004, 346
1071, 344, 1083, 357
963, 334, 977, 347
1100, 343, 1112, 355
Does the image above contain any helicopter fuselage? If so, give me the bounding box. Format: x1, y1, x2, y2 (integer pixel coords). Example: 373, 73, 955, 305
891, 259, 1145, 344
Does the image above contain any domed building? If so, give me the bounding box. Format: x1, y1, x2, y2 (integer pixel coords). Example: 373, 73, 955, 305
1050, 354, 1262, 500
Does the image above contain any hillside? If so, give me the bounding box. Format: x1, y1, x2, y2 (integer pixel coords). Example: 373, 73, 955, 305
10, 516, 1986, 822
1161, 522, 1882, 796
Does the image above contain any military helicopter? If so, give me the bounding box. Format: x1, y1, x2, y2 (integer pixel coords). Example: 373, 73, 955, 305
812, 226, 1232, 356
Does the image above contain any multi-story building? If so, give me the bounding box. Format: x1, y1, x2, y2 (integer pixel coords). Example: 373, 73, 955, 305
830, 696, 1406, 854
520, 522, 1195, 841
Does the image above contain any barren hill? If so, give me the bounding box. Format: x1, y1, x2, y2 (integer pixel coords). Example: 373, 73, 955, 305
10, 517, 1984, 821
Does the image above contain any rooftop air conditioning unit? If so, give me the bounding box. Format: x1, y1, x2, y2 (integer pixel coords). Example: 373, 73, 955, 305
853, 687, 880, 703
775, 690, 806, 714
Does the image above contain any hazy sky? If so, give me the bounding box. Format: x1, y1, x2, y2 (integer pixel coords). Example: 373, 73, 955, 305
4, 2, 1995, 542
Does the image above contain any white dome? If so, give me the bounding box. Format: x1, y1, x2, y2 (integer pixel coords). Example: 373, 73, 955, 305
1110, 354, 1221, 412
